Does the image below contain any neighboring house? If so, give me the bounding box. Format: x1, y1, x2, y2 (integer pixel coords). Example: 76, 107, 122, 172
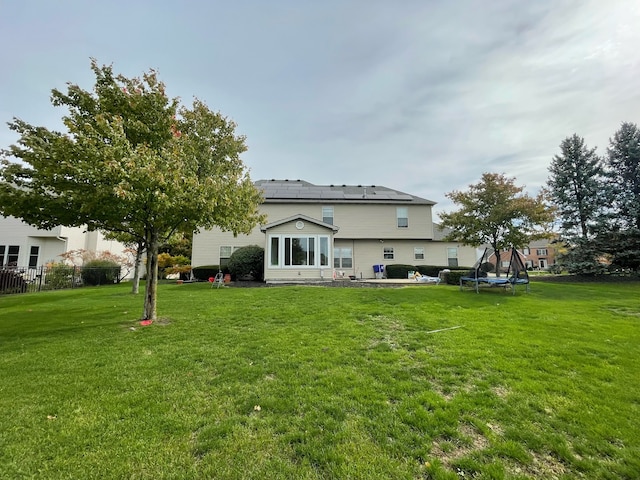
487, 240, 557, 271
520, 240, 557, 270
0, 215, 133, 273
192, 179, 477, 282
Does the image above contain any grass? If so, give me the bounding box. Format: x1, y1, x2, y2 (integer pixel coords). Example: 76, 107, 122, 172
1, 280, 639, 479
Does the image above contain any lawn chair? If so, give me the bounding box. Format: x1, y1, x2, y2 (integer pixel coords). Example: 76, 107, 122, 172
209, 272, 225, 288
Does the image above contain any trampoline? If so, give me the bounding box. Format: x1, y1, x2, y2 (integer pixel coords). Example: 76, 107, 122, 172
460, 247, 530, 295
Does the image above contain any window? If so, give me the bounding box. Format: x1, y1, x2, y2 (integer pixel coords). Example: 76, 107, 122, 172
319, 237, 329, 266
447, 247, 458, 267
383, 247, 394, 260
220, 246, 240, 267
522, 247, 530, 255
322, 206, 334, 225
334, 247, 352, 268
285, 237, 315, 266
536, 248, 547, 256
269, 237, 279, 267
270, 235, 330, 268
0, 246, 4, 266
7, 245, 19, 267
396, 207, 408, 228
29, 246, 40, 268
414, 247, 425, 260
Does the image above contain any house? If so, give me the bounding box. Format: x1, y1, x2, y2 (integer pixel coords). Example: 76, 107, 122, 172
191, 179, 478, 282
487, 240, 558, 271
0, 215, 133, 272
520, 240, 558, 270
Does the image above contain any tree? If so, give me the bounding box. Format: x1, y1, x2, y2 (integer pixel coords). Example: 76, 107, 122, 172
598, 122, 640, 272
604, 122, 640, 231
0, 60, 265, 319
546, 134, 604, 240
439, 173, 553, 275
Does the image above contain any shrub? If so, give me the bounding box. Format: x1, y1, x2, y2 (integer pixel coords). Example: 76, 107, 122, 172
387, 264, 453, 279
45, 263, 76, 290
384, 264, 416, 279
81, 259, 121, 286
158, 253, 191, 279
548, 264, 563, 274
445, 270, 470, 285
480, 262, 495, 274
0, 269, 28, 294
228, 245, 264, 281
191, 265, 230, 281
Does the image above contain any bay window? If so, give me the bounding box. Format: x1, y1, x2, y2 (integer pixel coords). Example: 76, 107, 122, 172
269, 235, 330, 268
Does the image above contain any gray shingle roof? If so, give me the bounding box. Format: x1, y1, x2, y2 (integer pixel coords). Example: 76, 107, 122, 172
255, 179, 436, 205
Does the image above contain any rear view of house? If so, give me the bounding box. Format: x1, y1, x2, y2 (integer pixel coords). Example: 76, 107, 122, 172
192, 179, 476, 282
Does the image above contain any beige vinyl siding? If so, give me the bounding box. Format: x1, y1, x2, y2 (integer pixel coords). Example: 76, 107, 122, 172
191, 227, 264, 267
262, 203, 433, 240
191, 200, 477, 278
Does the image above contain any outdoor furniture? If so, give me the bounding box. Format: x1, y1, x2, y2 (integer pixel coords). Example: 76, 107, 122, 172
209, 272, 225, 288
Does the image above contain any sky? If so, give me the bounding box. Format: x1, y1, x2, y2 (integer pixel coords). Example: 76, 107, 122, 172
1, 0, 639, 218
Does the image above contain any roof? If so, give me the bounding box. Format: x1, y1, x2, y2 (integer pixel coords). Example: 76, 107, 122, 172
260, 214, 340, 232
432, 223, 451, 241
255, 179, 436, 205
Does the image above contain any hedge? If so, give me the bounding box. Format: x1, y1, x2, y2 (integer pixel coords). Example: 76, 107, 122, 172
191, 265, 230, 281
385, 264, 463, 280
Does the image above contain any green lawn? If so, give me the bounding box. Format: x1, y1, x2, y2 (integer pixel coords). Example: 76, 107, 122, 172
1, 281, 639, 479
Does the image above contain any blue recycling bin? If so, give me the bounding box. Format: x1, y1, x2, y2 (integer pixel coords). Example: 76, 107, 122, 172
373, 264, 384, 278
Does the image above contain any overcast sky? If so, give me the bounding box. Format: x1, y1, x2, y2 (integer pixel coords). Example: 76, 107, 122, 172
1, 0, 639, 218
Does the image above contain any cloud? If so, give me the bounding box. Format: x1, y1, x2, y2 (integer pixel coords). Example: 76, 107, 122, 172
1, 0, 639, 220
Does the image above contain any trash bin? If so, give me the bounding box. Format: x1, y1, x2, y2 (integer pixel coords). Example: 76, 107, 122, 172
373, 264, 384, 279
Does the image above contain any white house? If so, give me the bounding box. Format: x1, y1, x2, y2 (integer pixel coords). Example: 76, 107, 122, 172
0, 215, 132, 271
192, 179, 477, 282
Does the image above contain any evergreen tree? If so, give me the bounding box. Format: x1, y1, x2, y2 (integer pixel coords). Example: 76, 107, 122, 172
546, 134, 604, 240
599, 122, 640, 271
604, 122, 640, 230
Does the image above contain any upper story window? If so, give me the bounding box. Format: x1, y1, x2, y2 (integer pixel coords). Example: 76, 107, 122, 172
322, 206, 334, 225
522, 247, 530, 255
414, 247, 425, 260
397, 207, 408, 228
536, 248, 547, 256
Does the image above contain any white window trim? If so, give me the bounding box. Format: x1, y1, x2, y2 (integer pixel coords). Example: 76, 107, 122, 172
322, 206, 334, 225
268, 234, 331, 268
396, 207, 408, 228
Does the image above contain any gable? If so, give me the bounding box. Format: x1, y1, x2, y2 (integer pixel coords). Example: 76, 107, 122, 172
260, 214, 339, 233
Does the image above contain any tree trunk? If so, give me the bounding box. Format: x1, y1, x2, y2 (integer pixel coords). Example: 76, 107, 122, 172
131, 242, 143, 294
142, 231, 159, 320
494, 248, 502, 277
